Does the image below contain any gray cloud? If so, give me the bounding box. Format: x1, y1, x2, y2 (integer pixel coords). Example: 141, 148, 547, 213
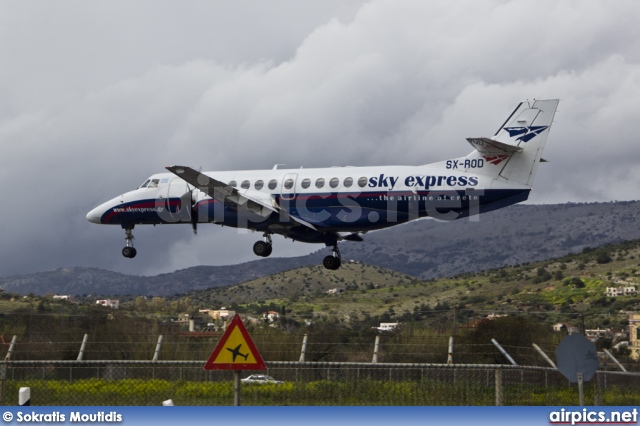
1, 0, 639, 277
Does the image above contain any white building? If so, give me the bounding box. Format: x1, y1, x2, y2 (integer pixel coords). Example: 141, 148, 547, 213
373, 322, 399, 332
53, 295, 71, 300
606, 286, 637, 297
96, 299, 119, 309
553, 323, 580, 334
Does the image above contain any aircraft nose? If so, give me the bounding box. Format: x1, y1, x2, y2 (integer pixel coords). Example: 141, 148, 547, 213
86, 206, 103, 224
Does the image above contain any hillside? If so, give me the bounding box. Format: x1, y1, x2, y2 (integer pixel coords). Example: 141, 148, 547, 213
2, 201, 640, 296
180, 239, 640, 330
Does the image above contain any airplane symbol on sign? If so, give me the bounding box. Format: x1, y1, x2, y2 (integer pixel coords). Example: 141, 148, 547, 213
226, 344, 249, 362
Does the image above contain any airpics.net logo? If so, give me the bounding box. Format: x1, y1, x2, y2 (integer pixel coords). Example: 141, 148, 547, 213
549, 408, 638, 425
504, 125, 549, 142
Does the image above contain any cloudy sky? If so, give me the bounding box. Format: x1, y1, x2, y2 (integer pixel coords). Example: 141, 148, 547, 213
2, 0, 639, 277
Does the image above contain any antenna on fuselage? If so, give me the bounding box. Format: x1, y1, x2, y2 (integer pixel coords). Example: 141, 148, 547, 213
273, 164, 286, 170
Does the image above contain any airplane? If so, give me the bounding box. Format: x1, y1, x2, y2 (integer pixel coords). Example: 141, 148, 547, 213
87, 99, 559, 270
226, 344, 249, 362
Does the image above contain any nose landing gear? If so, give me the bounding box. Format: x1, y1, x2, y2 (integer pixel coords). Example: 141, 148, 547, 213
122, 227, 137, 258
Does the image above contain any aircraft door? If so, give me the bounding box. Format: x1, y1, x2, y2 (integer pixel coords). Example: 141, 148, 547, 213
160, 178, 192, 223
280, 173, 298, 201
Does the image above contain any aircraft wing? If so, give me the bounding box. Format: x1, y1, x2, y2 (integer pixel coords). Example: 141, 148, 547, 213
165, 165, 278, 217
165, 165, 317, 230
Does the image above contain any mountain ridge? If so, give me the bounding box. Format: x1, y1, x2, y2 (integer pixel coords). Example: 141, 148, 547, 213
2, 200, 640, 296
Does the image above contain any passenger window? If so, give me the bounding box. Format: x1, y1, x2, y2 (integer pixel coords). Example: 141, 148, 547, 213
284, 179, 294, 190
228, 180, 237, 187
301, 178, 311, 189
268, 179, 278, 190
241, 180, 250, 189
329, 177, 339, 188
255, 180, 264, 190
315, 178, 325, 188
358, 177, 368, 188
343, 177, 353, 188
148, 179, 160, 189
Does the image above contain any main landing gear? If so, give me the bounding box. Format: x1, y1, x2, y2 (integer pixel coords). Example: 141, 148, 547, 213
253, 233, 273, 258
322, 245, 341, 270
122, 227, 137, 259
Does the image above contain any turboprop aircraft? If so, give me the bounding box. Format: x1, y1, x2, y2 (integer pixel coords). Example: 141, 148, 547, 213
87, 99, 559, 270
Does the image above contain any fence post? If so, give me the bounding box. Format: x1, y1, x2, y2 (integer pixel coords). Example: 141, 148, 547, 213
152, 335, 164, 362
593, 372, 601, 406
0, 362, 6, 405
532, 343, 557, 368
602, 349, 627, 372
372, 335, 380, 363
491, 339, 517, 365
447, 336, 454, 365
4, 336, 17, 361
77, 334, 89, 361
495, 369, 503, 406
299, 334, 308, 363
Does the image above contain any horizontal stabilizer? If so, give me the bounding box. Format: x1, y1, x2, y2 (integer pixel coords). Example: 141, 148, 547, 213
466, 137, 523, 155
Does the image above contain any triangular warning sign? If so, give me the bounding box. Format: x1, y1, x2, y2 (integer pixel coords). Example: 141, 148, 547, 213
204, 314, 266, 371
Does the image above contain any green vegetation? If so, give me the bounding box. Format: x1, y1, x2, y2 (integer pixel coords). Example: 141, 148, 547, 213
5, 378, 636, 406
2, 239, 640, 366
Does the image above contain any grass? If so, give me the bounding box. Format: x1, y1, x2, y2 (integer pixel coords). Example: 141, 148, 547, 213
4, 378, 639, 406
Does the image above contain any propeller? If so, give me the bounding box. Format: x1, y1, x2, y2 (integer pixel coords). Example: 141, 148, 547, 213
190, 187, 198, 235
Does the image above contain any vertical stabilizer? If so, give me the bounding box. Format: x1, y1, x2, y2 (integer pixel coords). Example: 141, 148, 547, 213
466, 99, 559, 187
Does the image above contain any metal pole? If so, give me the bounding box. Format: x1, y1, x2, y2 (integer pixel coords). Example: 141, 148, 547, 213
495, 369, 503, 406
372, 335, 380, 363
4, 336, 17, 361
299, 334, 308, 363
532, 343, 557, 368
491, 339, 517, 365
77, 334, 89, 361
152, 335, 163, 362
447, 336, 454, 365
233, 371, 241, 406
578, 372, 584, 406
603, 349, 627, 372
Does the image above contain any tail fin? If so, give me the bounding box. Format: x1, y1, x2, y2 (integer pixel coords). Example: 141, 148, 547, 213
466, 99, 559, 187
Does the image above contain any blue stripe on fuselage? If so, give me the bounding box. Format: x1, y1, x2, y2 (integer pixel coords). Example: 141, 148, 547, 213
102, 188, 529, 231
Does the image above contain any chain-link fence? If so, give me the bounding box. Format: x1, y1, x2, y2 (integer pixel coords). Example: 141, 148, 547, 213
2, 360, 638, 406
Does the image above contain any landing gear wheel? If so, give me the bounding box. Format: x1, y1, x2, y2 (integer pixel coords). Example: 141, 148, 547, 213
253, 241, 272, 257
122, 227, 136, 258
323, 255, 341, 270
122, 246, 137, 258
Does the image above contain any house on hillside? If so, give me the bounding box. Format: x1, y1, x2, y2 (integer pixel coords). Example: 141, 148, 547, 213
553, 323, 579, 334
373, 322, 399, 332
263, 311, 280, 323
606, 286, 637, 297
96, 299, 119, 309
207, 308, 235, 321
53, 295, 71, 301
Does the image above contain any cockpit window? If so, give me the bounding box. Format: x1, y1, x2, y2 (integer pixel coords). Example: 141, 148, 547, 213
139, 179, 151, 189
148, 179, 160, 189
